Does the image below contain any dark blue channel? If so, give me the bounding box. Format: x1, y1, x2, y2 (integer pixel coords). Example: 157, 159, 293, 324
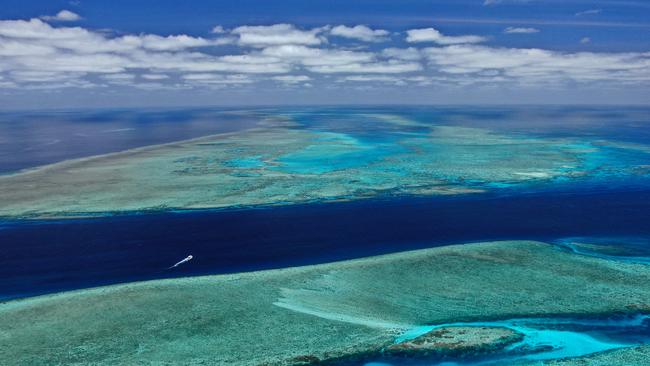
1, 188, 649, 301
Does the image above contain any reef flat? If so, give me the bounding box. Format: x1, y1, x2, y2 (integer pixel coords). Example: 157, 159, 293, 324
1, 110, 648, 219
2, 240, 649, 365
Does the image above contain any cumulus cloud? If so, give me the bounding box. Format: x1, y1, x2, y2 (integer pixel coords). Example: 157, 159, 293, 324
405, 28, 485, 45
231, 24, 326, 47
101, 73, 135, 85
211, 25, 226, 34
11, 70, 83, 82
259, 44, 420, 74
40, 10, 81, 22
339, 75, 406, 85
272, 75, 311, 84
330, 25, 389, 42
382, 47, 422, 61
504, 27, 540, 34
309, 60, 421, 74
260, 44, 373, 66
102, 73, 134, 81
422, 45, 650, 84
0, 19, 230, 54
141, 74, 170, 80
0, 18, 257, 77
182, 73, 253, 83
0, 15, 648, 92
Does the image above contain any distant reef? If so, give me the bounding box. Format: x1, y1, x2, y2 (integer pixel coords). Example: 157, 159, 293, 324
2, 111, 649, 219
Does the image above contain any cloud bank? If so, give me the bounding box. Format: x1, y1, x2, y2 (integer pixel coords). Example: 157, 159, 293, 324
0, 14, 648, 95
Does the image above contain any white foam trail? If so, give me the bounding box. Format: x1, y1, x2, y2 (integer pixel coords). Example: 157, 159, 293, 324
168, 255, 193, 269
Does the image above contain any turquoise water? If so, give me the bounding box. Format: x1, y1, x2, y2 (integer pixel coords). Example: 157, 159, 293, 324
363, 314, 650, 365
278, 107, 650, 193
225, 156, 266, 169
274, 132, 404, 174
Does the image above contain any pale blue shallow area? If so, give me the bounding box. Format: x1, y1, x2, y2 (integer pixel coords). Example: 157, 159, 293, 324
367, 314, 650, 366
279, 106, 650, 193
275, 132, 404, 174
225, 156, 266, 169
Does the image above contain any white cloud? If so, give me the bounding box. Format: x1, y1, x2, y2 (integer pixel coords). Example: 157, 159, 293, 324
231, 24, 326, 47
308, 61, 422, 74
340, 75, 401, 82
422, 45, 650, 84
131, 82, 188, 91
257, 45, 421, 74
211, 25, 226, 34
0, 39, 55, 56
576, 9, 602, 16
381, 47, 422, 61
406, 28, 485, 45
0, 19, 230, 54
101, 73, 135, 85
132, 52, 292, 74
136, 34, 229, 51
40, 10, 81, 22
182, 73, 254, 84
330, 25, 389, 42
504, 27, 540, 34
581, 37, 591, 44
272, 75, 311, 84
102, 73, 134, 80
260, 45, 373, 66
0, 16, 648, 93
11, 70, 84, 82
0, 18, 263, 79
141, 74, 170, 80
0, 18, 90, 41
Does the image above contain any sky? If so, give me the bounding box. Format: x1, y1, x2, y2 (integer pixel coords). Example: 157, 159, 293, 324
0, 0, 649, 108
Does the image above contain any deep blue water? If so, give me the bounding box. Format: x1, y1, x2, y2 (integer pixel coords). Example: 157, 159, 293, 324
1, 188, 649, 300
0, 106, 649, 302
0, 108, 260, 173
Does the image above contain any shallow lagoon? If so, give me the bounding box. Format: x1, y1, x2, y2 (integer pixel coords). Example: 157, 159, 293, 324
357, 315, 650, 365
